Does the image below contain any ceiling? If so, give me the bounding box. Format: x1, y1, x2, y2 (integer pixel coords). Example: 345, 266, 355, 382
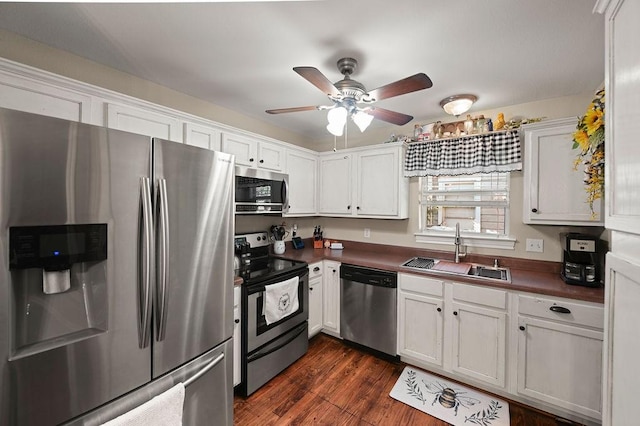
0, 1, 604, 140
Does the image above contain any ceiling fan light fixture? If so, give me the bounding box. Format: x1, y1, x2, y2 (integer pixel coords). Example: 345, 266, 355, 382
440, 94, 478, 116
352, 110, 374, 132
326, 106, 348, 136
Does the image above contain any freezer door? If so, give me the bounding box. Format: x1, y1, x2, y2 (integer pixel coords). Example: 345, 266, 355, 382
0, 109, 152, 426
63, 338, 233, 426
152, 138, 234, 377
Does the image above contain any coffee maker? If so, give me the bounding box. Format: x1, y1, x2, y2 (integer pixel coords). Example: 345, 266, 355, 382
561, 233, 603, 287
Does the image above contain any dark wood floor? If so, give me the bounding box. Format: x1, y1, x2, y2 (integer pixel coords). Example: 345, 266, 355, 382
234, 333, 583, 425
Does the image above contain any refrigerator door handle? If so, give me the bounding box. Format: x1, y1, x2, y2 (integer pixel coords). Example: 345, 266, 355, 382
183, 351, 225, 388
139, 177, 154, 348
155, 178, 170, 341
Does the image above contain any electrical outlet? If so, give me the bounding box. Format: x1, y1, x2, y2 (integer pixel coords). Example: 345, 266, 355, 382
526, 238, 544, 253
364, 228, 371, 238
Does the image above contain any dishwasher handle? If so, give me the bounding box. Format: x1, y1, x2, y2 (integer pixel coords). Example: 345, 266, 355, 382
340, 264, 397, 288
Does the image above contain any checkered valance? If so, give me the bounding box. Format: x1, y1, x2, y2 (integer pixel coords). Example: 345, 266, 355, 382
404, 130, 522, 176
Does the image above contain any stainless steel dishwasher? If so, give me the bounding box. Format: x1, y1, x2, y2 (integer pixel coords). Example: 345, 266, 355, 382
340, 264, 397, 357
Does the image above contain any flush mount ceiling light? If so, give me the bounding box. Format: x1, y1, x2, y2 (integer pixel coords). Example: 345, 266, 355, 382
440, 94, 478, 116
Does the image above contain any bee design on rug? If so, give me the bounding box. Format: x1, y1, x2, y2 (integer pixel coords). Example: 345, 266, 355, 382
423, 380, 481, 416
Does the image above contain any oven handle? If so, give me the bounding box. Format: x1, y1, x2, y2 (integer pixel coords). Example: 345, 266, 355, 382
247, 322, 307, 363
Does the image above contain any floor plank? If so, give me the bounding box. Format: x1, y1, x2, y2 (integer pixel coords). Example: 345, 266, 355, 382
234, 333, 585, 425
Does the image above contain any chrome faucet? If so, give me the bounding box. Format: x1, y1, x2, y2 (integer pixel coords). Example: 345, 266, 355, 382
454, 222, 467, 263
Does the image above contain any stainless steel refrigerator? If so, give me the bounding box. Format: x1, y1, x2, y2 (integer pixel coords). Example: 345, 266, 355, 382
0, 107, 235, 425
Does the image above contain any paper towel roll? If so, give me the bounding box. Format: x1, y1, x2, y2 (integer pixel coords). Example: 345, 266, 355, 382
43, 269, 71, 294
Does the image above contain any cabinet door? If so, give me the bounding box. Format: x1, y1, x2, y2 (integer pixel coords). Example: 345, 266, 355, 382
397, 291, 444, 367
0, 73, 93, 123
517, 316, 603, 419
285, 149, 317, 215
523, 118, 602, 225
257, 140, 285, 172
602, 253, 640, 426
356, 147, 401, 217
221, 133, 258, 167
322, 261, 341, 336
184, 122, 221, 151
319, 154, 352, 215
105, 103, 181, 141
308, 275, 323, 338
450, 301, 507, 388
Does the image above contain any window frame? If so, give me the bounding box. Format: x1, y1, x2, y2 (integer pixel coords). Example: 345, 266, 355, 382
414, 173, 516, 250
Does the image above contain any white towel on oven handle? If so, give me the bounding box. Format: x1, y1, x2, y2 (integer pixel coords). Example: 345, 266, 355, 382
263, 276, 299, 325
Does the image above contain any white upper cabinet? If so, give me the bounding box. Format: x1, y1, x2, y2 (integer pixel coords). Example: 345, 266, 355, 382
106, 103, 182, 142
318, 142, 408, 219
318, 152, 352, 215
522, 118, 603, 225
284, 148, 318, 216
222, 133, 284, 171
0, 69, 93, 123
183, 122, 221, 151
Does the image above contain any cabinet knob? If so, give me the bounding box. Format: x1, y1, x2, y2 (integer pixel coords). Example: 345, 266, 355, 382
235, 319, 240, 324
453, 311, 458, 316
436, 307, 442, 312
356, 206, 360, 210
259, 159, 264, 163
249, 158, 254, 162
332, 269, 336, 273
313, 267, 320, 272
531, 208, 538, 213
310, 287, 313, 291
347, 205, 351, 210
519, 325, 525, 331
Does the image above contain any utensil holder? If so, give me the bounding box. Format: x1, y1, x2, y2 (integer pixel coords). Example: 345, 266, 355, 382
274, 240, 285, 255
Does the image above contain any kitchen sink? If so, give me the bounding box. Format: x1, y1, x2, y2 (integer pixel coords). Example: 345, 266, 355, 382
401, 257, 511, 283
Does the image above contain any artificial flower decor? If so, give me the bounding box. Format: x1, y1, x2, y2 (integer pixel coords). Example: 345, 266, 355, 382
572, 89, 605, 218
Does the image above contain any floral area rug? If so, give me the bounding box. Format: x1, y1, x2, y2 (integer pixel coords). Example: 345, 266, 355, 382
389, 367, 509, 426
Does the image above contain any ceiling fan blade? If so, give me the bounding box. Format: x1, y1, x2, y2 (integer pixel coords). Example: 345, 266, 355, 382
293, 66, 342, 98
369, 107, 414, 126
367, 73, 433, 102
266, 106, 320, 114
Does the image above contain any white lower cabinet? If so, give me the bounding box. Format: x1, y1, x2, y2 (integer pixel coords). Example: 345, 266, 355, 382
450, 284, 507, 388
398, 273, 603, 424
233, 285, 241, 387
516, 294, 603, 421
322, 260, 341, 337
397, 274, 444, 367
308, 262, 323, 338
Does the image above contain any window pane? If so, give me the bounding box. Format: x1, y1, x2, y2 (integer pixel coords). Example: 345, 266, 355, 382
419, 172, 509, 236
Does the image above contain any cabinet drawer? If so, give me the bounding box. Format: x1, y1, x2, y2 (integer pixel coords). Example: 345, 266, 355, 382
452, 283, 507, 310
517, 294, 603, 329
308, 262, 323, 279
399, 273, 443, 297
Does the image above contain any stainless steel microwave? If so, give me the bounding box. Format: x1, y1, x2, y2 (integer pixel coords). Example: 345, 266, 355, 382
235, 166, 289, 214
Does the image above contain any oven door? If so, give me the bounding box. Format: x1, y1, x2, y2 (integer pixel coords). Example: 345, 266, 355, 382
245, 269, 308, 354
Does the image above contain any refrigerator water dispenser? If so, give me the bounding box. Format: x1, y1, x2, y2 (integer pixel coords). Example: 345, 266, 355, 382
8, 224, 109, 358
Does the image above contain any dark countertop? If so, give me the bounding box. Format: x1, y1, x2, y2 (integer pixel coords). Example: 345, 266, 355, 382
272, 240, 605, 304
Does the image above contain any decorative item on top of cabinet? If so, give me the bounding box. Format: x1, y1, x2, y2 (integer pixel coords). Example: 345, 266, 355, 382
221, 132, 284, 171
522, 117, 603, 225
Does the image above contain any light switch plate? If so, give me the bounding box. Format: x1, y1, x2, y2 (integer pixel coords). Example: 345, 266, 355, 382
526, 238, 544, 252
364, 228, 371, 238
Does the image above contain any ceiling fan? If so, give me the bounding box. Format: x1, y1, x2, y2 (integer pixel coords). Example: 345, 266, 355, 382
266, 57, 433, 135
